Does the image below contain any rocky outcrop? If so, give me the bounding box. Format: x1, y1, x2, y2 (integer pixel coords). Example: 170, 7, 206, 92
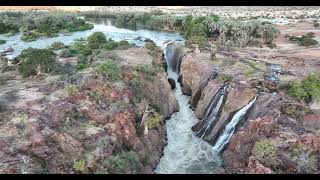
195, 79, 224, 119
203, 84, 257, 144
144, 73, 179, 119
223, 116, 279, 169
180, 52, 215, 96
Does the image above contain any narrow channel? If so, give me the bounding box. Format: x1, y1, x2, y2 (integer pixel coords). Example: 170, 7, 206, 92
154, 44, 221, 174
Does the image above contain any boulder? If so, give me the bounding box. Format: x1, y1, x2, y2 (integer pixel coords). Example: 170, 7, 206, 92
167, 78, 176, 89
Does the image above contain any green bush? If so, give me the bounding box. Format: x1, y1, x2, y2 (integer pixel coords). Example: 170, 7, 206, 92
253, 139, 279, 167
59, 49, 74, 58
267, 43, 277, 49
17, 48, 57, 77
110, 151, 142, 174
288, 73, 320, 103
0, 39, 6, 45
147, 114, 162, 129
70, 41, 92, 56
290, 148, 318, 173
104, 38, 119, 50
65, 84, 79, 96
97, 59, 121, 81
87, 32, 107, 49
145, 41, 156, 51
73, 159, 86, 173
77, 55, 90, 70
51, 41, 65, 50
136, 64, 158, 80
219, 74, 233, 82
0, 76, 6, 85
287, 33, 318, 47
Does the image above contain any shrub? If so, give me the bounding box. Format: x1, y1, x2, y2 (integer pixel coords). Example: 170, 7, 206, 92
186, 35, 208, 46
288, 72, 320, 103
267, 43, 277, 49
77, 55, 90, 70
243, 68, 255, 76
87, 32, 107, 49
290, 148, 318, 173
51, 41, 65, 50
253, 139, 279, 167
145, 41, 156, 51
73, 159, 86, 173
104, 38, 118, 50
110, 151, 142, 174
219, 74, 233, 82
0, 76, 6, 85
136, 64, 158, 81
59, 49, 74, 58
64, 84, 79, 96
287, 33, 318, 47
97, 59, 121, 81
0, 39, 6, 45
147, 114, 162, 129
70, 41, 92, 56
17, 48, 57, 77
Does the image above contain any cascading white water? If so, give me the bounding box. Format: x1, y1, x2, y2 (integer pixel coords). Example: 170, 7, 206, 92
155, 44, 221, 174
212, 96, 258, 152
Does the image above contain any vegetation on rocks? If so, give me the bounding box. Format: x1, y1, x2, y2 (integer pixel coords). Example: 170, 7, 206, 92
253, 139, 279, 168
219, 74, 233, 82
109, 151, 142, 174
65, 84, 79, 96
147, 113, 162, 129
288, 72, 320, 103
73, 159, 86, 173
97, 59, 121, 81
289, 148, 318, 173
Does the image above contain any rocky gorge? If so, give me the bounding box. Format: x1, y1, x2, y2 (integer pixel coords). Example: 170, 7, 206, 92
170, 42, 320, 174
0, 8, 320, 174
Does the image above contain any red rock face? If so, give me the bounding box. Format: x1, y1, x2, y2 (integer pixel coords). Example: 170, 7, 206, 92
248, 156, 273, 174
45, 101, 74, 126
296, 133, 320, 152
223, 117, 279, 169
300, 114, 320, 130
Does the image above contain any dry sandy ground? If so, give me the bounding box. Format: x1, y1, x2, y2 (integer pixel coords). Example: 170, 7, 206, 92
1, 6, 320, 19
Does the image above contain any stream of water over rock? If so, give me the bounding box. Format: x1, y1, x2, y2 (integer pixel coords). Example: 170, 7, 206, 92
154, 45, 221, 174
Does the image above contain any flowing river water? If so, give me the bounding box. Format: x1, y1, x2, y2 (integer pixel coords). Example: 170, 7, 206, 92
0, 19, 225, 173
154, 62, 221, 174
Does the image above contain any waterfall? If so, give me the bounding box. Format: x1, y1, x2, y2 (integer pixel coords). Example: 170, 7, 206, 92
191, 84, 228, 140
177, 53, 182, 73
155, 41, 221, 174
212, 95, 258, 152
